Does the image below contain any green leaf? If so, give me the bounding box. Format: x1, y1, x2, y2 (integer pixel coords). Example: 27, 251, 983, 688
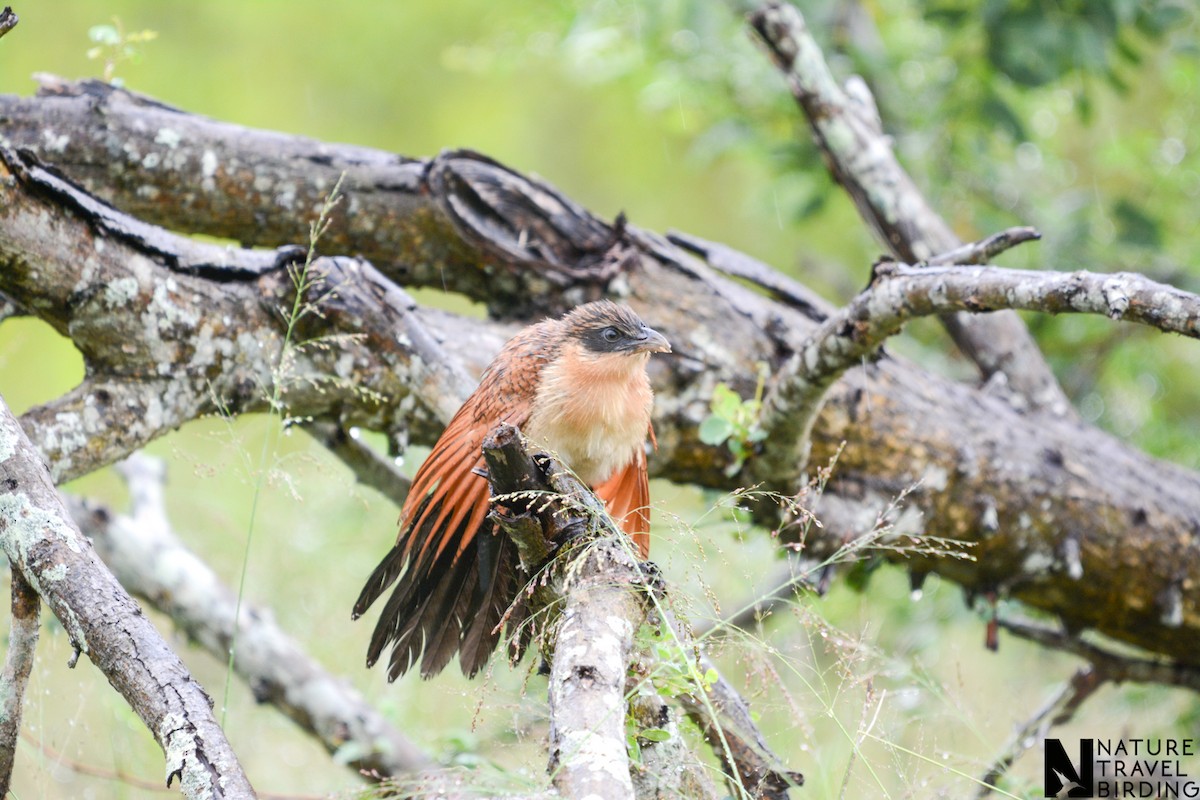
710, 383, 741, 416
640, 728, 672, 742
698, 415, 734, 446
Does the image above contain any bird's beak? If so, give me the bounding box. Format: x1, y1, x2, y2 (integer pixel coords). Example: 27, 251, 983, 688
633, 326, 671, 354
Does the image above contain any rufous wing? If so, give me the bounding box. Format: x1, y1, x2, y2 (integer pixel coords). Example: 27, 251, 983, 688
353, 327, 549, 679
594, 442, 651, 559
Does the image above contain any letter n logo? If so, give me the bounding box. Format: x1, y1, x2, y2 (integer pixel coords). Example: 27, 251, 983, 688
1044, 738, 1093, 797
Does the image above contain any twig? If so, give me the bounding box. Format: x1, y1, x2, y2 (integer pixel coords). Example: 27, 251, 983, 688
0, 396, 255, 798
1000, 617, 1200, 691
0, 568, 38, 793
976, 667, 1105, 798
301, 421, 411, 507
747, 1, 1071, 416
668, 230, 832, 322
0, 7, 17, 40
20, 730, 326, 800
754, 259, 1200, 493
69, 453, 432, 780
927, 227, 1041, 266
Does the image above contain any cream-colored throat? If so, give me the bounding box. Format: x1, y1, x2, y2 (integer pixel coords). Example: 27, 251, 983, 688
524, 343, 653, 486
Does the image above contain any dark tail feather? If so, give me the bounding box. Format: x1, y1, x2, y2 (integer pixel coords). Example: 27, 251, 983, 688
357, 512, 527, 679
353, 543, 407, 622
459, 533, 518, 677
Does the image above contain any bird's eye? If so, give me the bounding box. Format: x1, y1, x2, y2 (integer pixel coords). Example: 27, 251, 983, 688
602, 327, 621, 343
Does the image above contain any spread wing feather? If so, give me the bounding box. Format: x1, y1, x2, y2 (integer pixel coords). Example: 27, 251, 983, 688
353, 329, 548, 679
354, 325, 655, 679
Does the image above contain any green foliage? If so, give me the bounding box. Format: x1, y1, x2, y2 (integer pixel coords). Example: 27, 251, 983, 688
698, 364, 769, 475
86, 17, 156, 85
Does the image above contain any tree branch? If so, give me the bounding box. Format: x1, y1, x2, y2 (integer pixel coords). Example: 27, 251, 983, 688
301, 421, 412, 508
482, 425, 798, 799
747, 1, 1072, 416
0, 145, 471, 483
0, 567, 38, 795
0, 7, 16, 40
66, 453, 432, 781
0, 396, 255, 798
4, 88, 1200, 673
756, 261, 1200, 490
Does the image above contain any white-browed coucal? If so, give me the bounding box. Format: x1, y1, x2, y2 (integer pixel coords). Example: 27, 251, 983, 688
354, 300, 670, 679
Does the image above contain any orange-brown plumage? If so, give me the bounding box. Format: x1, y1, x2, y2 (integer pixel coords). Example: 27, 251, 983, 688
354, 301, 669, 679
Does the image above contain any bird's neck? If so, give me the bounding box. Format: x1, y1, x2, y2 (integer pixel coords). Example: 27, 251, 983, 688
525, 342, 652, 485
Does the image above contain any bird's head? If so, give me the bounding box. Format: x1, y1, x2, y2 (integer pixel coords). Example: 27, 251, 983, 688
562, 301, 671, 363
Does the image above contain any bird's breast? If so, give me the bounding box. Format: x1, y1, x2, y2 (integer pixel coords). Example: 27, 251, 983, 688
524, 346, 653, 485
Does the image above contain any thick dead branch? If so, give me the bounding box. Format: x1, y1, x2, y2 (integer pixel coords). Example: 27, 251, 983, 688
0, 145, 470, 483
747, 1, 1072, 415
755, 261, 1200, 489
67, 453, 431, 781
0, 396, 254, 798
7, 76, 627, 319
3, 92, 1200, 672
0, 568, 37, 795
546, 543, 643, 800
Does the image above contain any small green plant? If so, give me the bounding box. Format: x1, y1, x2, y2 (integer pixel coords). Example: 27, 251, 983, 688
698, 363, 769, 475
87, 17, 157, 85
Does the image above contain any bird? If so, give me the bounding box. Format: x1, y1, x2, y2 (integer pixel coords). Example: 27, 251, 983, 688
353, 300, 671, 680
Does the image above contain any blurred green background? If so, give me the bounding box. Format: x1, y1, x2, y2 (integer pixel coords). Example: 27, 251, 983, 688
1, 1, 1198, 798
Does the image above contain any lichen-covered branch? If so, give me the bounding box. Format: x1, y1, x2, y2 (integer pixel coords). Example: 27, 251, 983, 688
482, 425, 794, 799
546, 544, 643, 800
0, 568, 38, 795
67, 453, 431, 781
756, 261, 1200, 491
0, 145, 470, 482
0, 395, 255, 799
482, 425, 645, 800
747, 1, 1071, 415
3, 88, 1200, 672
